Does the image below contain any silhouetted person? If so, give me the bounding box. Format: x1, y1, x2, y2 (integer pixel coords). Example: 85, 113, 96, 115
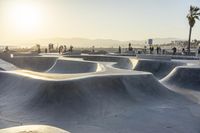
45, 48, 48, 53
150, 46, 154, 54
144, 46, 147, 54
198, 48, 200, 54
64, 45, 67, 53
119, 46, 121, 54
36, 44, 41, 54
69, 45, 73, 52
48, 43, 54, 53
182, 48, 185, 55
156, 47, 159, 54
59, 45, 63, 54
172, 47, 177, 55
92, 46, 95, 53
162, 49, 166, 55
128, 43, 133, 51
157, 46, 162, 54
4, 46, 9, 53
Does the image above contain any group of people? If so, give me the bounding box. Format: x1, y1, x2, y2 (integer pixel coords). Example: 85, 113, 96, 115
43, 44, 74, 54
4, 46, 9, 53
58, 45, 73, 54
118, 43, 132, 54
58, 45, 67, 54
150, 46, 176, 55
156, 46, 162, 54
4, 43, 200, 56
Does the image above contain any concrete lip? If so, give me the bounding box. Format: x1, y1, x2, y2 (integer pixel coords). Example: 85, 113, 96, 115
0, 125, 69, 133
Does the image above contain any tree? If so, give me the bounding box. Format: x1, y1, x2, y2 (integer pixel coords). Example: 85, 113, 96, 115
187, 6, 200, 55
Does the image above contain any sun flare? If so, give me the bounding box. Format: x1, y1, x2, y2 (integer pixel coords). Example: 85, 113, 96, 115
7, 2, 42, 34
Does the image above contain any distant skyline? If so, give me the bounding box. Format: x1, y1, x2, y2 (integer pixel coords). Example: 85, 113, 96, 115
0, 0, 200, 45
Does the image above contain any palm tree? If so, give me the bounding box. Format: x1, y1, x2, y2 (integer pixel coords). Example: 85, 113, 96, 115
187, 6, 200, 55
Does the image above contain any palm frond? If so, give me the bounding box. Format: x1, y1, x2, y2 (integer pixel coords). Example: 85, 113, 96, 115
194, 16, 199, 20
195, 12, 200, 15
190, 5, 193, 12
193, 7, 200, 12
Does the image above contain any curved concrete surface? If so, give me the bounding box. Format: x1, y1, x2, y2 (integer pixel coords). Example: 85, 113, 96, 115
0, 56, 57, 72
0, 55, 200, 133
65, 55, 187, 79
0, 55, 101, 74
65, 55, 133, 70
47, 58, 101, 74
0, 71, 200, 133
161, 66, 200, 91
133, 59, 186, 79
0, 59, 18, 71
160, 66, 200, 104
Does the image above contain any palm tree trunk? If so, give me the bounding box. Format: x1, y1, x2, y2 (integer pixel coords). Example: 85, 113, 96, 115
188, 26, 192, 55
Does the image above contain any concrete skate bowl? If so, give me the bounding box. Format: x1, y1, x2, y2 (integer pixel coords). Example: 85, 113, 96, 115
65, 55, 133, 70
0, 56, 101, 74
0, 56, 57, 72
47, 58, 101, 73
133, 59, 186, 79
161, 66, 200, 91
0, 71, 200, 133
65, 55, 187, 79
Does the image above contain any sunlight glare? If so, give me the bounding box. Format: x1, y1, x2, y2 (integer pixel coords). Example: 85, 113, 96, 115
7, 2, 42, 34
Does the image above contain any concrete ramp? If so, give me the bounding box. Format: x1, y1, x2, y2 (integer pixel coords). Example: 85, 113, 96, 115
0, 59, 18, 71
66, 55, 187, 79
133, 59, 186, 79
47, 58, 101, 73
1, 55, 200, 132
66, 55, 133, 70
0, 56, 101, 74
136, 54, 171, 60
0, 56, 57, 72
0, 71, 199, 133
161, 66, 200, 91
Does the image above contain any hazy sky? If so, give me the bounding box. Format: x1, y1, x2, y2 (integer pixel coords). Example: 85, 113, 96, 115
0, 0, 200, 42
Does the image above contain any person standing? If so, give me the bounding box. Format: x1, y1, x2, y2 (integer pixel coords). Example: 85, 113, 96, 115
69, 45, 73, 52
92, 46, 95, 53
182, 48, 185, 55
64, 45, 67, 53
45, 48, 48, 53
119, 46, 121, 54
156, 47, 159, 54
4, 46, 9, 53
172, 47, 177, 55
144, 46, 147, 54
36, 44, 41, 54
128, 43, 133, 51
150, 46, 154, 54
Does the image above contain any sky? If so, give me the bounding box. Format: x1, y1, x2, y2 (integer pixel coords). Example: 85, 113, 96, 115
0, 0, 200, 43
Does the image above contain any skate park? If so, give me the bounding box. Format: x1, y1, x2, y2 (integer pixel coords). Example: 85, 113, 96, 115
0, 53, 200, 133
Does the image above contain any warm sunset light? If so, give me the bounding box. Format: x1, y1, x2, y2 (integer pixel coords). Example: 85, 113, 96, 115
0, 0, 199, 44
1, 1, 200, 133
3, 1, 43, 35
8, 3, 41, 32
